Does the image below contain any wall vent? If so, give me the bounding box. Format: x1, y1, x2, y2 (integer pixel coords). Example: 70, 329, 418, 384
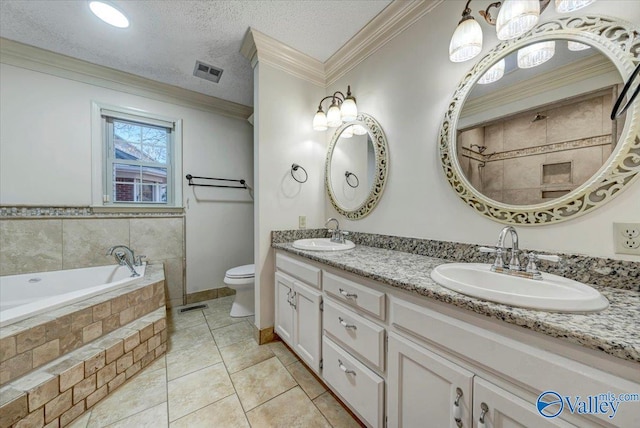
193, 60, 223, 83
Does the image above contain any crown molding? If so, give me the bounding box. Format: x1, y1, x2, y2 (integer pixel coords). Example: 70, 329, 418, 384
241, 28, 325, 87
460, 54, 617, 119
0, 38, 253, 120
325, 0, 444, 86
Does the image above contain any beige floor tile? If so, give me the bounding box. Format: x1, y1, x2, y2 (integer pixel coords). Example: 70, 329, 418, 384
201, 296, 234, 311
204, 307, 246, 331
314, 391, 363, 428
146, 354, 167, 371
219, 339, 274, 374
211, 321, 255, 347
167, 309, 206, 332
231, 357, 296, 411
167, 322, 213, 352
286, 360, 326, 400
87, 362, 167, 427
167, 363, 234, 422
166, 340, 222, 381
104, 402, 168, 428
169, 394, 249, 428
246, 386, 331, 428
268, 341, 299, 366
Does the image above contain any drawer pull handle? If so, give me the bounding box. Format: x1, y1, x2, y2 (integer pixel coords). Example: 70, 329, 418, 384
453, 387, 463, 427
338, 317, 357, 330
339, 288, 358, 299
338, 359, 356, 375
478, 402, 488, 428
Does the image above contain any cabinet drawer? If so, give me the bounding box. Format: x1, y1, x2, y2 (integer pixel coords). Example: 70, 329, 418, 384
323, 299, 385, 371
276, 253, 321, 289
323, 271, 385, 319
322, 336, 384, 428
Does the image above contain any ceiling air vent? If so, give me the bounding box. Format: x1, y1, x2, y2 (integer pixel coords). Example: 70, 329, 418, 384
193, 60, 223, 83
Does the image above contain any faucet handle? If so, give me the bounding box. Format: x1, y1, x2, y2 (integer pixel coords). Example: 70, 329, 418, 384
479, 246, 497, 253
479, 246, 504, 269
535, 254, 561, 263
526, 252, 561, 275
135, 255, 147, 266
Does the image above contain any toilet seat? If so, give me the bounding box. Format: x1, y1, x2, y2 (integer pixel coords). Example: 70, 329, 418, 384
225, 264, 254, 279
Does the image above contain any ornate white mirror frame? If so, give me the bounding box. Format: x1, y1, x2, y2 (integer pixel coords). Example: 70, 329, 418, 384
326, 113, 389, 219
439, 15, 640, 225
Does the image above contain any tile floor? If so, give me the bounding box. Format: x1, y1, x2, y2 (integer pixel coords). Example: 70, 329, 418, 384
67, 296, 363, 427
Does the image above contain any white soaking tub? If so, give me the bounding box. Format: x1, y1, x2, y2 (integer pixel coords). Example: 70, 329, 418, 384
0, 264, 146, 326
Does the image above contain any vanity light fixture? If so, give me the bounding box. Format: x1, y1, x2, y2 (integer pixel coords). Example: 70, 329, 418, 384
313, 86, 357, 131
89, 1, 129, 28
478, 58, 505, 84
352, 124, 368, 136
341, 126, 354, 139
567, 40, 591, 51
449, 0, 597, 62
517, 40, 555, 68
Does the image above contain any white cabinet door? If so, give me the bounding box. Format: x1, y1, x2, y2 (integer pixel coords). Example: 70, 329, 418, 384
387, 332, 474, 428
293, 281, 323, 373
473, 378, 576, 428
274, 272, 294, 346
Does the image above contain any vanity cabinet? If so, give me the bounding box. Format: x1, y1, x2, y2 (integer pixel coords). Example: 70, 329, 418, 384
274, 254, 323, 373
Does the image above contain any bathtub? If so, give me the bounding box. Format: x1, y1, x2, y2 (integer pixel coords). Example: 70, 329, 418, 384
0, 263, 146, 326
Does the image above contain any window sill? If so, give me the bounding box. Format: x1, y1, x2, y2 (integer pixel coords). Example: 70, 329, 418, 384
92, 206, 184, 214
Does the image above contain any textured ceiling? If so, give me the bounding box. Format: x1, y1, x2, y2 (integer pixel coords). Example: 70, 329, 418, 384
0, 0, 392, 107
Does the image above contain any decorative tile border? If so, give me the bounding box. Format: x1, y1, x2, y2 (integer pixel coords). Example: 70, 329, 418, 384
271, 229, 639, 291
0, 206, 183, 218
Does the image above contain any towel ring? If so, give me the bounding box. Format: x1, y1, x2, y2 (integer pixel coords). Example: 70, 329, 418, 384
345, 171, 359, 188
611, 62, 640, 120
291, 164, 308, 183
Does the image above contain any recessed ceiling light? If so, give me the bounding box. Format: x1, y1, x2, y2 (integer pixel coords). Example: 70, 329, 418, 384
89, 1, 129, 28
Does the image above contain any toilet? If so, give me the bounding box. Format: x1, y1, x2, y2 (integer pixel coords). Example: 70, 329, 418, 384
223, 264, 255, 317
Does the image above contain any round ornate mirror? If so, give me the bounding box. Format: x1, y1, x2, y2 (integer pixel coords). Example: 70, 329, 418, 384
326, 113, 388, 219
439, 15, 640, 225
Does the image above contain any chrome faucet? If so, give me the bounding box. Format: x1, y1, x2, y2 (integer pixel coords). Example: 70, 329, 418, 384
496, 226, 520, 271
106, 245, 140, 277
479, 227, 560, 280
325, 217, 346, 243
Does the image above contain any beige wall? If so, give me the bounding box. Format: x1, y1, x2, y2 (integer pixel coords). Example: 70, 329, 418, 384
0, 217, 185, 308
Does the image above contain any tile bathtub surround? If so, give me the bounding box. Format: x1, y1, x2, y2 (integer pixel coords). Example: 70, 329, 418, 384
0, 216, 185, 308
0, 265, 165, 386
272, 229, 640, 291
273, 243, 640, 363
60, 296, 362, 428
0, 308, 167, 428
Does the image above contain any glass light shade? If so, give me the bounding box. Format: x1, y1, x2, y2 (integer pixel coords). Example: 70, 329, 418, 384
327, 102, 343, 127
449, 18, 483, 62
341, 126, 354, 139
341, 97, 358, 122
556, 0, 596, 13
567, 41, 591, 51
89, 1, 130, 28
496, 0, 540, 41
313, 110, 328, 131
518, 41, 556, 68
352, 124, 367, 135
478, 59, 506, 84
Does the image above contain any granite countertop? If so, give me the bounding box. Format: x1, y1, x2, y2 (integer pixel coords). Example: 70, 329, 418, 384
273, 242, 640, 364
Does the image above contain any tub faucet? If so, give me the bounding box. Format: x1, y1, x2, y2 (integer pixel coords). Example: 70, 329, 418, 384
106, 245, 139, 277
325, 218, 345, 243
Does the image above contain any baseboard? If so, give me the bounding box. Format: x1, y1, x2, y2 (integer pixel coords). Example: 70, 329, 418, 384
254, 326, 275, 345
185, 287, 235, 304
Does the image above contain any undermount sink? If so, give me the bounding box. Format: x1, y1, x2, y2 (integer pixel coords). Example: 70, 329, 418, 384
431, 263, 609, 313
292, 238, 355, 251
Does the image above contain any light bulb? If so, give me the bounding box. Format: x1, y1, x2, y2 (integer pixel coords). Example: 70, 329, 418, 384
352, 124, 367, 135
341, 126, 354, 139
567, 41, 591, 51
313, 109, 328, 131
89, 1, 130, 28
341, 97, 358, 122
478, 59, 505, 84
327, 101, 342, 127
518, 41, 555, 68
496, 0, 540, 41
449, 17, 483, 62
556, 0, 596, 13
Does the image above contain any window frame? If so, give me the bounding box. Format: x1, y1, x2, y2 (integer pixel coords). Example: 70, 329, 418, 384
91, 102, 183, 208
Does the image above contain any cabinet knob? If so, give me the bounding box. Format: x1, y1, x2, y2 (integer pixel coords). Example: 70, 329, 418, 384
453, 387, 463, 427
338, 359, 356, 375
338, 317, 357, 330
478, 402, 489, 428
339, 288, 358, 299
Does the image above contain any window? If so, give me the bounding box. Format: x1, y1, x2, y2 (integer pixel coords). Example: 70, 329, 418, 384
91, 103, 182, 207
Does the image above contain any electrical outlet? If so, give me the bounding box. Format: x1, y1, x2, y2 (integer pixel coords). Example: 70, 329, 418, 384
298, 215, 306, 230
613, 223, 640, 255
